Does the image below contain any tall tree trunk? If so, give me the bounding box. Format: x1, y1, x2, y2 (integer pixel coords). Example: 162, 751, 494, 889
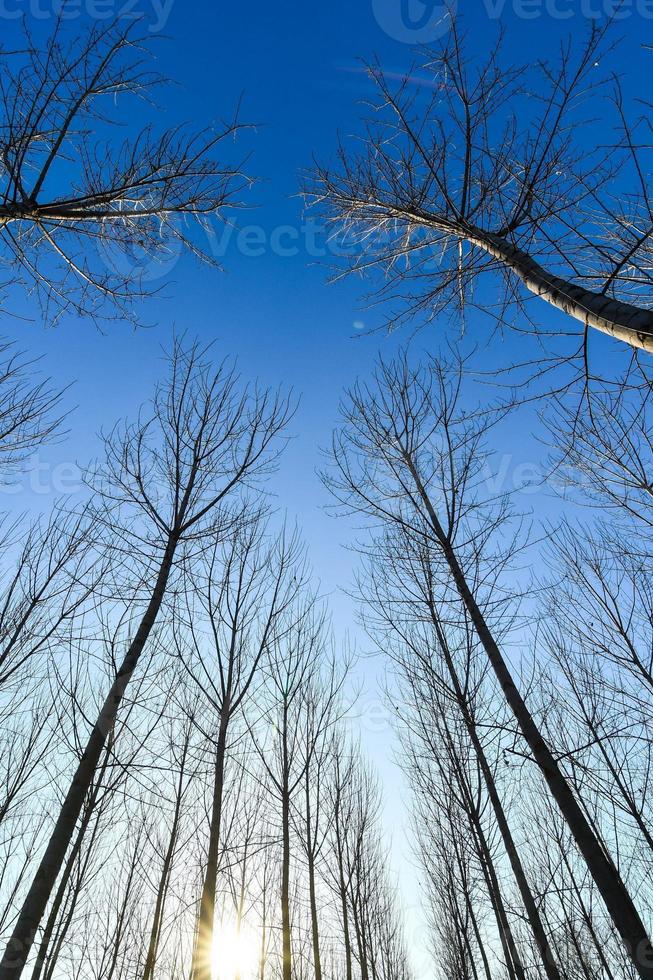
29, 740, 112, 980
280, 785, 292, 980
405, 455, 653, 980
334, 796, 353, 980
456, 851, 493, 980
448, 744, 524, 980
305, 775, 322, 980
467, 225, 653, 353
42, 807, 102, 980
277, 697, 293, 980
558, 838, 616, 980
233, 835, 248, 980
338, 871, 353, 980
401, 205, 653, 352
339, 883, 353, 980
351, 902, 369, 980
454, 883, 480, 980
434, 619, 562, 980
258, 870, 268, 980
190, 707, 229, 980
0, 538, 177, 980
350, 897, 369, 980
469, 718, 558, 980
142, 736, 189, 980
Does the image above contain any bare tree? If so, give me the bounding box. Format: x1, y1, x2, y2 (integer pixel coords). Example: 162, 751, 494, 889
0, 505, 100, 693
311, 21, 653, 362
0, 340, 66, 478
406, 678, 525, 980
0, 20, 247, 323
417, 807, 497, 980
0, 338, 291, 980
326, 739, 412, 980
547, 382, 653, 531
294, 694, 341, 980
27, 735, 116, 980
180, 515, 305, 980
325, 350, 653, 978
250, 597, 346, 980
357, 509, 565, 979
141, 713, 195, 980
325, 743, 357, 980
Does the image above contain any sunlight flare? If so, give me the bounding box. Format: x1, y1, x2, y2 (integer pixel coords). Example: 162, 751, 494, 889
211, 919, 260, 980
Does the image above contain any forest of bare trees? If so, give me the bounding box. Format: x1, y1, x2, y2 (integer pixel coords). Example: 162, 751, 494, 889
0, 8, 652, 980
0, 332, 408, 980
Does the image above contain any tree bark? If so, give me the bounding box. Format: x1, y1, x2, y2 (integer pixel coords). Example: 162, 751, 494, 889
29, 743, 111, 980
280, 785, 292, 980
190, 708, 229, 980
457, 854, 493, 980
0, 538, 177, 980
444, 730, 524, 980
333, 778, 353, 980
404, 454, 653, 980
142, 737, 188, 980
433, 620, 562, 980
468, 225, 653, 353
394, 203, 653, 352
350, 898, 369, 980
336, 844, 353, 980
558, 840, 616, 980
304, 771, 323, 980
276, 695, 294, 980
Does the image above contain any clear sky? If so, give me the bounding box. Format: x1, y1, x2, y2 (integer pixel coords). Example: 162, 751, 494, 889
1, 2, 649, 976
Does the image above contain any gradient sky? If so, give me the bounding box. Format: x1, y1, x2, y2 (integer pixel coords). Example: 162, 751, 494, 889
1, 2, 648, 975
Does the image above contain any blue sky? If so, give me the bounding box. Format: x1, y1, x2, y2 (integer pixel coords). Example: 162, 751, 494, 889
7, 0, 646, 556
1, 1, 648, 975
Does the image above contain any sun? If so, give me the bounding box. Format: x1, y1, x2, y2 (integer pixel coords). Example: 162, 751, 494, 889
211, 919, 259, 980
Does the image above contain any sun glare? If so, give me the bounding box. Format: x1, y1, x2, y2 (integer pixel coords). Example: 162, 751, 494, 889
211, 919, 260, 980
